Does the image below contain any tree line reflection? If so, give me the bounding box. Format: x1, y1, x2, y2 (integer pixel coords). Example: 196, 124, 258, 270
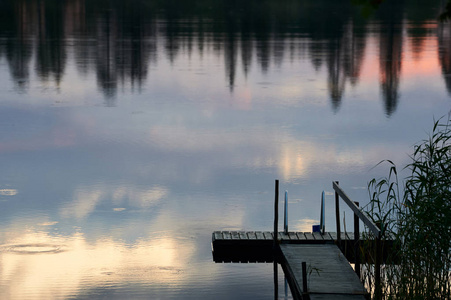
0, 0, 448, 115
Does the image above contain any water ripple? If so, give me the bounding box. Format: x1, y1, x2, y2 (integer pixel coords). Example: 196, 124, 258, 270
0, 243, 67, 254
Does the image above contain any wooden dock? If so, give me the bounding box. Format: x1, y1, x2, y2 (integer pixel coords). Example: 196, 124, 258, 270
212, 230, 347, 263
211, 180, 391, 299
211, 230, 377, 263
212, 231, 370, 299
213, 230, 355, 243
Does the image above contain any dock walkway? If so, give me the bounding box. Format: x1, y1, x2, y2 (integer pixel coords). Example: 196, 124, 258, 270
280, 244, 367, 300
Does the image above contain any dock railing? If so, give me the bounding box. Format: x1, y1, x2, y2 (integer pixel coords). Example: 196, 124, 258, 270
333, 181, 382, 300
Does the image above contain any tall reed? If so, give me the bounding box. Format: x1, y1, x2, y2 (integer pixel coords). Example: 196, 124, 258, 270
363, 117, 451, 299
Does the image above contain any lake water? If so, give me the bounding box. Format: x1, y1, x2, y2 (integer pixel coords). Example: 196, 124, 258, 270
0, 0, 450, 299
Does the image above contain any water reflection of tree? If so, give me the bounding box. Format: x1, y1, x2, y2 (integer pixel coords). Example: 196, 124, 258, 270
72, 0, 157, 103
377, 0, 405, 116
438, 21, 451, 95
36, 0, 67, 87
223, 4, 238, 92
303, 0, 367, 112
0, 0, 449, 113
327, 21, 367, 112
2, 1, 35, 92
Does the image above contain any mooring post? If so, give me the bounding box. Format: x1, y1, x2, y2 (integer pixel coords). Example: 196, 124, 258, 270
334, 181, 341, 247
284, 190, 288, 234
274, 179, 279, 248
354, 201, 360, 280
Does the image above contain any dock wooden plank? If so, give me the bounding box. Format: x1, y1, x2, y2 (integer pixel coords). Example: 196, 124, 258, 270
280, 244, 367, 299
247, 232, 257, 239
296, 232, 307, 240
304, 232, 315, 240
213, 231, 366, 242
213, 231, 223, 240
223, 231, 232, 239
231, 231, 240, 240
255, 231, 265, 240
263, 231, 273, 240
329, 232, 337, 240
310, 295, 366, 300
322, 232, 334, 241
340, 232, 347, 240
346, 232, 355, 240
288, 232, 299, 240
328, 232, 350, 241
312, 232, 324, 240
280, 232, 291, 240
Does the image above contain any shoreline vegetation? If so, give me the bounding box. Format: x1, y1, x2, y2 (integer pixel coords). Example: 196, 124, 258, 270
363, 116, 451, 299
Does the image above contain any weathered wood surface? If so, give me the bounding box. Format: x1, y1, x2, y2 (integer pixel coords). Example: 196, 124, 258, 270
308, 295, 367, 300
212, 231, 395, 263
280, 244, 368, 300
212, 231, 347, 243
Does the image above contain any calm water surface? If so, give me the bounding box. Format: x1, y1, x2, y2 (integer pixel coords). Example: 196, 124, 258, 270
0, 0, 450, 299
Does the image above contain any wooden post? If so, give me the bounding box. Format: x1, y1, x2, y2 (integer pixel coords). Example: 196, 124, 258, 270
334, 181, 341, 247
354, 201, 360, 280
284, 190, 288, 234
320, 191, 325, 235
274, 180, 279, 249
375, 236, 382, 300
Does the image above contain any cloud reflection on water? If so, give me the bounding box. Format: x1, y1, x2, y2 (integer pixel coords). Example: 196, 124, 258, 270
0, 228, 195, 300
60, 185, 168, 220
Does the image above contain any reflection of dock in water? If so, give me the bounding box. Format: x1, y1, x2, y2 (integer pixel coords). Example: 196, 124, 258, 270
212, 181, 392, 300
